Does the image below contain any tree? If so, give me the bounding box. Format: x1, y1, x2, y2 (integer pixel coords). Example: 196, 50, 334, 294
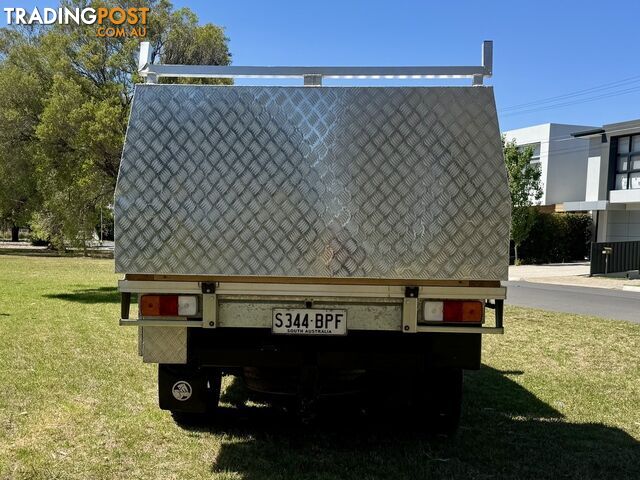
0, 29, 48, 241
503, 137, 543, 264
0, 1, 231, 251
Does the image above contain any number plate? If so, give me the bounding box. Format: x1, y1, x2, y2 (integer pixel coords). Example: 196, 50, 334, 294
272, 309, 347, 336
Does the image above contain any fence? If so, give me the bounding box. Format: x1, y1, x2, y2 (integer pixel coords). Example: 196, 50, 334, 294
590, 240, 640, 275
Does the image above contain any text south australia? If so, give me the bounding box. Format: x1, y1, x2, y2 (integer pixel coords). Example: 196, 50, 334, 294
3, 6, 149, 37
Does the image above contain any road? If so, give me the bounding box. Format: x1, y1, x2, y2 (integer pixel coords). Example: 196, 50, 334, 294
504, 281, 640, 323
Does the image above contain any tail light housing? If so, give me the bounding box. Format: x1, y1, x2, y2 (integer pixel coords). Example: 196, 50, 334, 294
422, 300, 483, 323
140, 295, 198, 317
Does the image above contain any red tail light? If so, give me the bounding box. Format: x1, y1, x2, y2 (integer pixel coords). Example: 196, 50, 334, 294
424, 300, 483, 323
140, 295, 179, 316
140, 295, 198, 317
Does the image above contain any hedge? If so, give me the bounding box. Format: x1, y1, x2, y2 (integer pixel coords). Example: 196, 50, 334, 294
512, 212, 592, 264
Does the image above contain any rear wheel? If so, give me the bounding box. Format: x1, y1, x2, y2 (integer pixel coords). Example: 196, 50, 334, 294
158, 364, 221, 426
414, 367, 463, 434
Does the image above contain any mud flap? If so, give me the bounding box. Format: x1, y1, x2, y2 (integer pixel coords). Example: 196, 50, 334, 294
158, 364, 211, 413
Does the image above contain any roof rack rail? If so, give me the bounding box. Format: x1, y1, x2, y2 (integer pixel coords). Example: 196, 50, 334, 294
138, 41, 493, 87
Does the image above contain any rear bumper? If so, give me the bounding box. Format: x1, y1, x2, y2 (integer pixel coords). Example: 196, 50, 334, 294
119, 279, 505, 333
118, 279, 504, 366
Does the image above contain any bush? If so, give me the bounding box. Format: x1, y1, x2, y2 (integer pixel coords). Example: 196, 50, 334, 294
513, 212, 592, 264
30, 236, 50, 247
28, 212, 57, 249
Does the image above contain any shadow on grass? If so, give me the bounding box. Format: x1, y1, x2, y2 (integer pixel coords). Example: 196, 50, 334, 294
185, 366, 638, 480
44, 287, 121, 304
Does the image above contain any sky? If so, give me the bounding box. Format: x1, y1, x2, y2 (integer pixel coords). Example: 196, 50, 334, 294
7, 0, 640, 131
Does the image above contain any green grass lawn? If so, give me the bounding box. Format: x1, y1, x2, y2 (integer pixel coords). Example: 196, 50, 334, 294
0, 255, 639, 479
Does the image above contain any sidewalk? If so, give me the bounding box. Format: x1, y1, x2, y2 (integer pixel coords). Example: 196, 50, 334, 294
509, 262, 640, 291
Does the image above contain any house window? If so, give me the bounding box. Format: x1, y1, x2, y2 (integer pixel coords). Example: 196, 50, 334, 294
520, 142, 541, 168
615, 134, 640, 190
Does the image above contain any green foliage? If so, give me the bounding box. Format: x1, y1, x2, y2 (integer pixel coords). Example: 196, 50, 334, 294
0, 1, 231, 252
517, 212, 592, 264
503, 137, 543, 262
28, 211, 56, 246
0, 31, 49, 230
35, 73, 118, 251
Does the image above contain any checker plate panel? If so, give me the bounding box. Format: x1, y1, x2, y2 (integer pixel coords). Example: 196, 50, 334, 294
115, 85, 510, 280
142, 327, 187, 364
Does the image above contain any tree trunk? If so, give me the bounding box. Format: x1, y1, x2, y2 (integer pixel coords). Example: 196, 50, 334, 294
82, 228, 88, 257
514, 244, 519, 265
11, 225, 19, 242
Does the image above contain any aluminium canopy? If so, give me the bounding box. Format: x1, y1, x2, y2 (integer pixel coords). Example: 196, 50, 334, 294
114, 84, 510, 280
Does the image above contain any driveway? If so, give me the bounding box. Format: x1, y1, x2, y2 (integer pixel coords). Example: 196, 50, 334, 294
509, 262, 590, 280
508, 261, 640, 291
505, 281, 640, 323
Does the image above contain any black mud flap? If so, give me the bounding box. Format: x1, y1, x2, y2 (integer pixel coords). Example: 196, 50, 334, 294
158, 364, 211, 414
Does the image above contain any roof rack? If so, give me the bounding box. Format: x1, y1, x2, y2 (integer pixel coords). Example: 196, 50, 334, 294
138, 40, 492, 86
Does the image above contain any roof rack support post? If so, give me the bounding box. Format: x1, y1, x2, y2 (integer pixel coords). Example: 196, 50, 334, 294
473, 41, 493, 86
138, 41, 152, 71
138, 41, 158, 83
482, 40, 493, 76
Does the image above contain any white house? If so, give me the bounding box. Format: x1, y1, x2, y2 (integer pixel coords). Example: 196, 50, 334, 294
564, 119, 640, 242
502, 123, 595, 210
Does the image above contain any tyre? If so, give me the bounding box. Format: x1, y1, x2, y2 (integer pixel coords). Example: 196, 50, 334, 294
158, 364, 221, 426
414, 367, 463, 434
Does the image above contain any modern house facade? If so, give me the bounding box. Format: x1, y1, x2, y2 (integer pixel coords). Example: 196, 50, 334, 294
564, 119, 640, 243
502, 123, 595, 210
